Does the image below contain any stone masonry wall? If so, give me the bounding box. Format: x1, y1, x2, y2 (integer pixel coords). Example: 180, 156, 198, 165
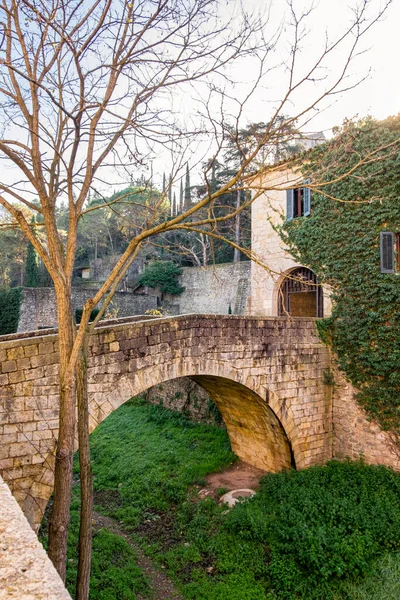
332, 366, 400, 467
17, 262, 251, 331
145, 377, 223, 425
0, 473, 71, 599
171, 261, 251, 315
18, 287, 157, 331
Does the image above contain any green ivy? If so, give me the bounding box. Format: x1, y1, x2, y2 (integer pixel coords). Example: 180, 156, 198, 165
0, 287, 23, 335
281, 115, 400, 435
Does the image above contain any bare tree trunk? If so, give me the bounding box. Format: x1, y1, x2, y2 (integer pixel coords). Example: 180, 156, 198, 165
76, 337, 92, 600
233, 189, 241, 263
48, 288, 76, 581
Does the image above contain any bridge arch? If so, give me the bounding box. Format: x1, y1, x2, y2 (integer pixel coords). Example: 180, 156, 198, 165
30, 368, 293, 531
89, 366, 294, 474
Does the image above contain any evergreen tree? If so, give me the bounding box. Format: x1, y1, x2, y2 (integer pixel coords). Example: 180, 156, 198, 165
179, 179, 183, 213
168, 174, 172, 209
172, 192, 177, 216
25, 217, 39, 287
184, 163, 191, 211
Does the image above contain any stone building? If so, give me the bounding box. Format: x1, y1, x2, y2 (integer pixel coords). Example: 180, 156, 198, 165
248, 166, 332, 318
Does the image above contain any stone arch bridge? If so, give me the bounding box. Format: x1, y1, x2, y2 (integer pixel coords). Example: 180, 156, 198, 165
0, 314, 398, 529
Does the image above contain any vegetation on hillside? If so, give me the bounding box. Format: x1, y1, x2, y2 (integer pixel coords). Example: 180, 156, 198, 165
48, 399, 400, 600
281, 115, 400, 437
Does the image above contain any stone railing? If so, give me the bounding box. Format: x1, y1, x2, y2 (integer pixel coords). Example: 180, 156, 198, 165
0, 474, 71, 599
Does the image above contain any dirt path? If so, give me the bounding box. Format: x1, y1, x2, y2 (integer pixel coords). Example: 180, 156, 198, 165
93, 511, 183, 600
92, 462, 265, 599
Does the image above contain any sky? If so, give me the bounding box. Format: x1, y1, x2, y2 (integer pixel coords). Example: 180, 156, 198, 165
161, 0, 400, 192
1, 0, 399, 200
228, 0, 400, 135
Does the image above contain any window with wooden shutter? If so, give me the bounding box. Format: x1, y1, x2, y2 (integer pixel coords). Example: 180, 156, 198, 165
303, 179, 311, 216
286, 189, 294, 221
286, 182, 311, 220
380, 232, 395, 273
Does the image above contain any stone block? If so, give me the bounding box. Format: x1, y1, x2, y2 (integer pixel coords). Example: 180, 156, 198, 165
25, 366, 45, 381
6, 347, 25, 361
2, 360, 17, 373
8, 371, 25, 384
38, 341, 55, 355
24, 344, 39, 357
9, 442, 35, 458
0, 373, 9, 385
16, 357, 32, 370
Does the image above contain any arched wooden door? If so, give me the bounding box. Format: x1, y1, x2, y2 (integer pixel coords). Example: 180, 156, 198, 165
278, 267, 323, 317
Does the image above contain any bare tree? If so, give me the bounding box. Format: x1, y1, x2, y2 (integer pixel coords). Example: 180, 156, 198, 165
0, 0, 395, 597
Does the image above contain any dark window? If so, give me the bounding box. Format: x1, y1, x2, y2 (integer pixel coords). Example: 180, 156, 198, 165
380, 232, 395, 273
286, 179, 311, 221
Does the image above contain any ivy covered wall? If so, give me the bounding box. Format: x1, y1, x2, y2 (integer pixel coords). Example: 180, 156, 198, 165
281, 116, 400, 435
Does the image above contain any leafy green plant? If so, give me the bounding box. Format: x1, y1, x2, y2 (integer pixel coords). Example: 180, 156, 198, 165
136, 261, 185, 296
281, 115, 400, 436
44, 399, 400, 600
0, 287, 23, 334
74, 307, 100, 324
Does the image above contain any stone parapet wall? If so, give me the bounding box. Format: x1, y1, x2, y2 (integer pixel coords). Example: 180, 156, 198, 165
0, 473, 71, 599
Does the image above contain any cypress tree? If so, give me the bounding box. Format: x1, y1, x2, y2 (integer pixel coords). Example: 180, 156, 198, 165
168, 174, 172, 209
25, 217, 39, 287
179, 179, 183, 213
172, 192, 177, 216
184, 163, 191, 211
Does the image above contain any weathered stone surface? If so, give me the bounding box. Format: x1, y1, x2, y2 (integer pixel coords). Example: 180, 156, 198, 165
0, 473, 71, 600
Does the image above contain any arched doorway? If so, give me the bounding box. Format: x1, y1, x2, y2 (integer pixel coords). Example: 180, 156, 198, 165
278, 267, 323, 317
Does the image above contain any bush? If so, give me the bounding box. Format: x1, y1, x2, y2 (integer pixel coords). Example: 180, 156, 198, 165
224, 460, 400, 598
74, 307, 100, 324
136, 261, 184, 295
0, 287, 23, 335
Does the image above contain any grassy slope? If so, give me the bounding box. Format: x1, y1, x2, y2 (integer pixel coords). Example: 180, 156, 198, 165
51, 398, 400, 600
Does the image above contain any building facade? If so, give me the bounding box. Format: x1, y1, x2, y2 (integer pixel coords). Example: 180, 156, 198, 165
249, 167, 332, 318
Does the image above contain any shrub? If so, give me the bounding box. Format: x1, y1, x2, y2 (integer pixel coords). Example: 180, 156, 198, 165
0, 287, 23, 335
136, 261, 184, 295
74, 307, 100, 324
224, 460, 400, 598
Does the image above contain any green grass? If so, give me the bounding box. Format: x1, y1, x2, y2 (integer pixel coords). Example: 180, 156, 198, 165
43, 398, 400, 599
